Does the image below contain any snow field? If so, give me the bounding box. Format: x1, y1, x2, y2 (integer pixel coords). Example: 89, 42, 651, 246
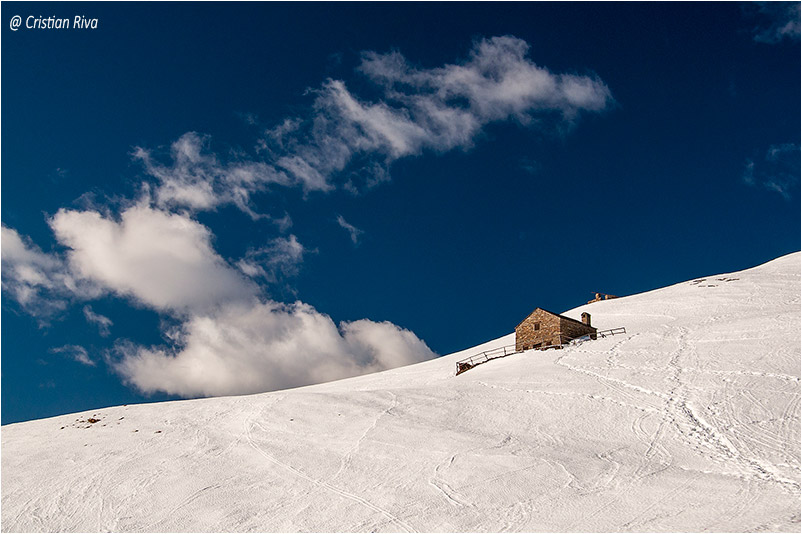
2, 253, 800, 531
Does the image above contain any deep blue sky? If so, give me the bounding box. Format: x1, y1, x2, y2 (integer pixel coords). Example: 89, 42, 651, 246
2, 2, 799, 424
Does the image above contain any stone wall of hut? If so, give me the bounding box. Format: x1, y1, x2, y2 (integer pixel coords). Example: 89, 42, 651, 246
515, 309, 562, 351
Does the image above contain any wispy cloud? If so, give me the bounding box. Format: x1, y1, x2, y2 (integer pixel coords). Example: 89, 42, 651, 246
519, 158, 541, 175
50, 344, 95, 367
336, 215, 364, 245
266, 36, 612, 194
133, 132, 292, 221
236, 235, 307, 283
746, 2, 801, 44
1, 225, 102, 317
138, 36, 613, 213
742, 143, 800, 199
83, 305, 113, 337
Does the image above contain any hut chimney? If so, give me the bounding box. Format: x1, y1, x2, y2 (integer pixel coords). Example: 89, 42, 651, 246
581, 312, 591, 327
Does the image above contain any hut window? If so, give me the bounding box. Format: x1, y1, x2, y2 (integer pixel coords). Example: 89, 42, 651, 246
533, 322, 541, 331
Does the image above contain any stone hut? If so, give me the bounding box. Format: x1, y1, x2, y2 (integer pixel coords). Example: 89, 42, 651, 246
515, 308, 597, 352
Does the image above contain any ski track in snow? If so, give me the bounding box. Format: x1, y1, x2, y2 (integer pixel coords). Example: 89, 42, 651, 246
428, 452, 474, 509
2, 253, 800, 532
557, 320, 800, 492
243, 399, 418, 533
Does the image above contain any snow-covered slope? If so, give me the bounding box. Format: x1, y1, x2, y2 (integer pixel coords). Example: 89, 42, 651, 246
2, 253, 800, 532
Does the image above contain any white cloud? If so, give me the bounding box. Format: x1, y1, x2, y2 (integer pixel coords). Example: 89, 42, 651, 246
340, 319, 437, 371
336, 215, 364, 245
49, 204, 259, 314
112, 300, 436, 397
1, 225, 101, 316
83, 305, 113, 337
742, 143, 800, 199
8, 208, 432, 397
748, 2, 801, 44
50, 345, 95, 367
6, 209, 434, 396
